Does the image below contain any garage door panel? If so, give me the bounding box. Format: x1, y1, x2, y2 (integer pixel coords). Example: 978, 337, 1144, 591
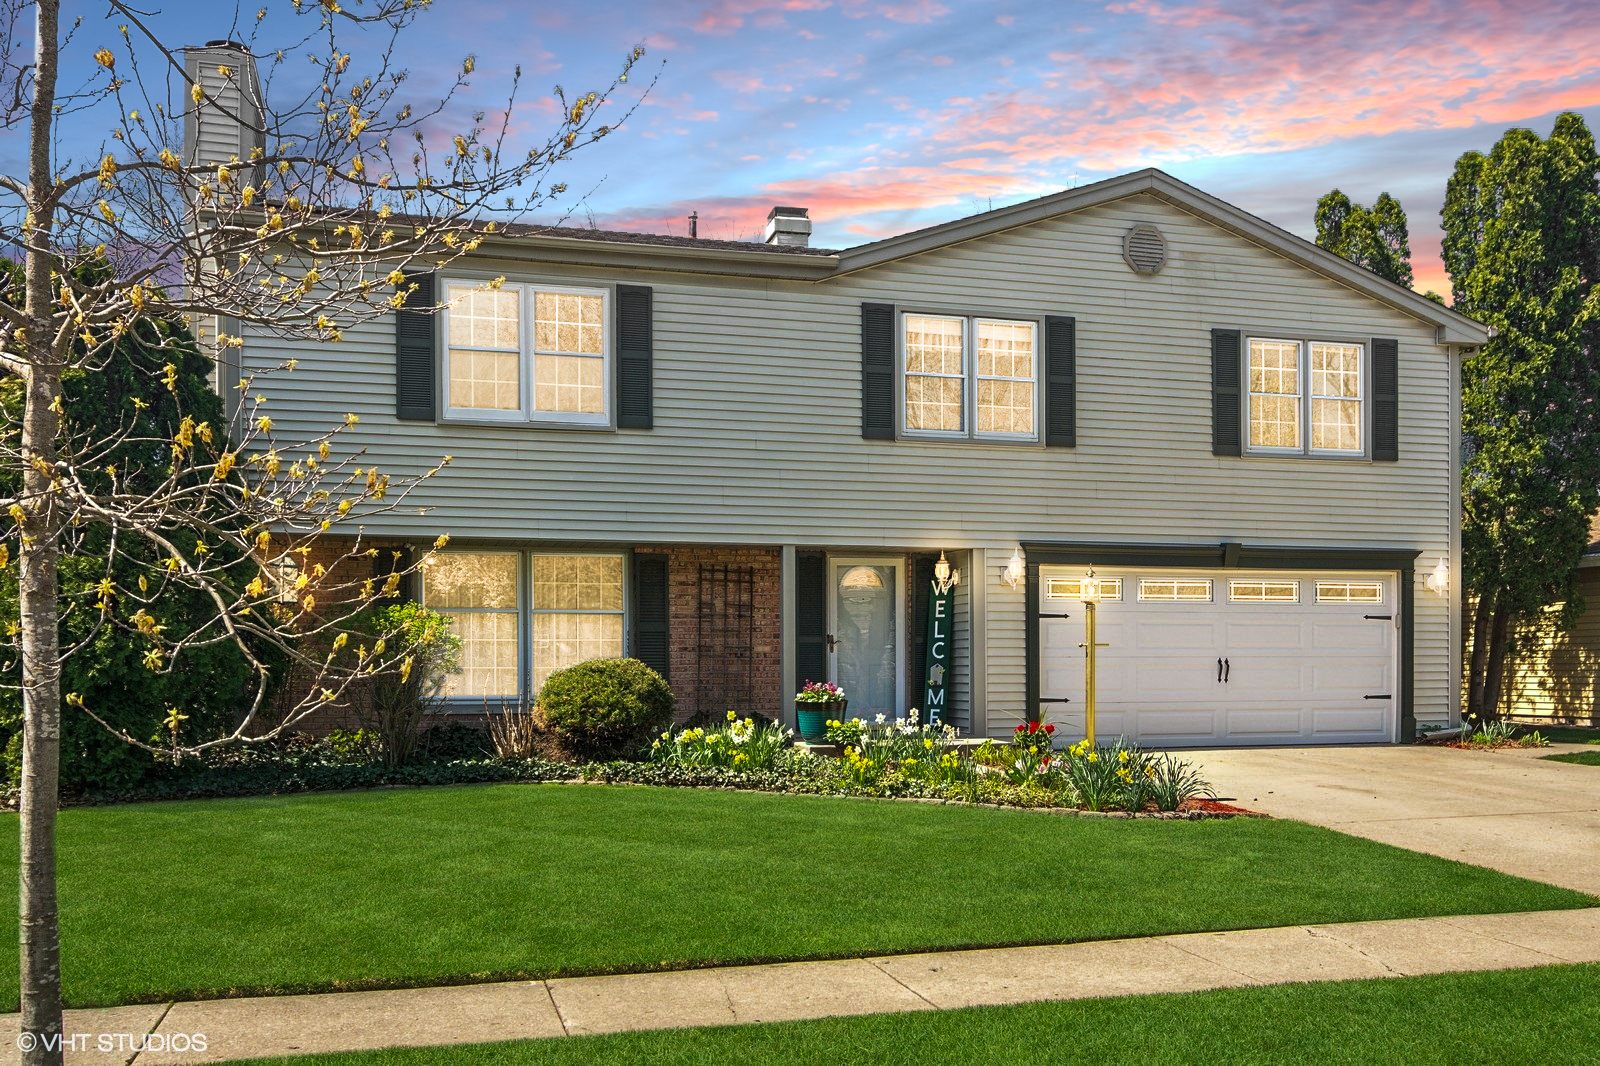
1037, 566, 1397, 747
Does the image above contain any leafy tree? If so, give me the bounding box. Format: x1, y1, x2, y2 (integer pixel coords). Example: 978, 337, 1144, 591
0, 3, 644, 1060
1442, 113, 1600, 720
1315, 189, 1415, 288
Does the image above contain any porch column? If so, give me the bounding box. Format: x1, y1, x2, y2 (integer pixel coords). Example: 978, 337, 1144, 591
780, 544, 797, 728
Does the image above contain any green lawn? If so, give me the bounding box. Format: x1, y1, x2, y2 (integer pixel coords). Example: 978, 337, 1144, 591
232, 964, 1600, 1066
1545, 750, 1600, 766
11, 783, 1592, 1009
1534, 726, 1600, 744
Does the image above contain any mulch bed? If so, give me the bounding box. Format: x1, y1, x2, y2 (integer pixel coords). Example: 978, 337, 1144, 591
1177, 797, 1261, 816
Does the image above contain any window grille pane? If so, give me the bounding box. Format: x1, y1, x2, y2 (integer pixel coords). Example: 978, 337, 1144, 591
905, 374, 964, 432
448, 349, 521, 410
1249, 339, 1301, 449
1045, 577, 1122, 600
1229, 580, 1299, 602
424, 553, 519, 609
1316, 581, 1384, 604
534, 354, 605, 414
976, 379, 1035, 435
976, 320, 1035, 436
904, 316, 964, 375
531, 612, 624, 691
441, 611, 520, 697
1138, 579, 1213, 601
448, 286, 519, 349
534, 292, 604, 355
976, 320, 1035, 379
1310, 343, 1363, 451
532, 555, 624, 611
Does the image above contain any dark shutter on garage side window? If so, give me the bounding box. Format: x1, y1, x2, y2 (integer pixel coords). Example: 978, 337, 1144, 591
796, 552, 827, 690
861, 303, 896, 439
616, 284, 654, 429
395, 272, 436, 421
1371, 337, 1399, 462
372, 546, 416, 604
1044, 315, 1077, 447
1211, 328, 1242, 456
632, 554, 670, 680
910, 554, 936, 704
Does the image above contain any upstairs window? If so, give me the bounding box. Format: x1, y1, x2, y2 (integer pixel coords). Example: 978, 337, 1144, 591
1247, 337, 1363, 456
903, 313, 1037, 441
444, 282, 610, 426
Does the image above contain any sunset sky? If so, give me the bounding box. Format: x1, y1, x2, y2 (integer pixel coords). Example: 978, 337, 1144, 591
50, 0, 1600, 297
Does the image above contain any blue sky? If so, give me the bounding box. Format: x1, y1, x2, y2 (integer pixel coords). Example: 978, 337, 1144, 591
36, 0, 1600, 295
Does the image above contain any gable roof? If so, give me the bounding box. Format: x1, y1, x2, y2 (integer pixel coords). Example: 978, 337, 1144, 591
476, 168, 1488, 345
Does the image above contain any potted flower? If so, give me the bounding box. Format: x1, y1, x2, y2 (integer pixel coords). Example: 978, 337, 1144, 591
794, 680, 846, 743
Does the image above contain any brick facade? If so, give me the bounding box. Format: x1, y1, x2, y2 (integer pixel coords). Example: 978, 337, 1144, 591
635, 546, 783, 722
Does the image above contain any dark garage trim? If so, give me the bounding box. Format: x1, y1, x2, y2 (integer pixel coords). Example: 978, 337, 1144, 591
1020, 542, 1421, 743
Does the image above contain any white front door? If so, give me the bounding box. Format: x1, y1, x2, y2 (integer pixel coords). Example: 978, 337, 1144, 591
828, 557, 905, 721
1038, 568, 1397, 747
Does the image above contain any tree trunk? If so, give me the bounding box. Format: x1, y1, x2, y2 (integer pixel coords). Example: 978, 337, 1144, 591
1481, 602, 1516, 722
19, 2, 64, 1063
1466, 590, 1494, 719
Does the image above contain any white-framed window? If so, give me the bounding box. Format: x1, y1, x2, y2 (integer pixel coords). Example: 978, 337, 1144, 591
1247, 337, 1364, 456
1138, 578, 1213, 601
1316, 581, 1384, 604
1229, 580, 1299, 603
423, 552, 522, 698
1045, 577, 1123, 601
443, 281, 610, 426
420, 549, 627, 701
902, 312, 1037, 441
531, 554, 625, 692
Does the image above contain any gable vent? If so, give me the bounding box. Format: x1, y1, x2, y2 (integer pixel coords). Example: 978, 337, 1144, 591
1122, 223, 1168, 275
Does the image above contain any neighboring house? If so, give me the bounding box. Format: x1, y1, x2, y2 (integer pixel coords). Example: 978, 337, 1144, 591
189, 44, 1489, 748
1497, 516, 1600, 727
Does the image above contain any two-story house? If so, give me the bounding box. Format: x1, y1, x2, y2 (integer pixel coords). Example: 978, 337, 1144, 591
190, 42, 1488, 748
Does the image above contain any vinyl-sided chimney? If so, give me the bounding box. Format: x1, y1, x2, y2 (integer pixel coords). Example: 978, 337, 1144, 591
764, 206, 811, 248
182, 41, 265, 181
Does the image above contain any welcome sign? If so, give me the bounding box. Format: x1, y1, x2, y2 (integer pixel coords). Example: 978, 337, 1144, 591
922, 580, 955, 726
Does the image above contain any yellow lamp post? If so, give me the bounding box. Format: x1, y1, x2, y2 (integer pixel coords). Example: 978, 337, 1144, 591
1077, 566, 1109, 746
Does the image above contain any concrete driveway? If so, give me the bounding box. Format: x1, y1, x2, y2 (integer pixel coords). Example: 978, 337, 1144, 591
1186, 743, 1600, 897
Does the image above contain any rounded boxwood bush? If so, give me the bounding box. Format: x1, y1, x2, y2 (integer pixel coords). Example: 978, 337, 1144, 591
536, 658, 675, 760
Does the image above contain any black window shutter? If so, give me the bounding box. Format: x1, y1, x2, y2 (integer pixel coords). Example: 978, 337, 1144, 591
796, 551, 827, 689
1044, 315, 1077, 447
373, 546, 416, 604
631, 554, 670, 680
617, 284, 654, 429
1371, 337, 1399, 462
861, 303, 896, 440
1211, 328, 1242, 456
395, 272, 436, 421
910, 554, 935, 704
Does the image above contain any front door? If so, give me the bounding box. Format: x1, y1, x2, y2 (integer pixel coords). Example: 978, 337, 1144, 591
828, 558, 904, 721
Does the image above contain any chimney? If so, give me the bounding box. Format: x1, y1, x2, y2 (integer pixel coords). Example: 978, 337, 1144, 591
764, 206, 811, 248
182, 40, 265, 183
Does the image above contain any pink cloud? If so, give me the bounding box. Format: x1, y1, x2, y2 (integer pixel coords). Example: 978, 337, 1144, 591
689, 0, 833, 34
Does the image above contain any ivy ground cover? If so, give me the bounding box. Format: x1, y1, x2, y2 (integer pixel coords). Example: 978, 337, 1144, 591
6, 783, 1591, 1009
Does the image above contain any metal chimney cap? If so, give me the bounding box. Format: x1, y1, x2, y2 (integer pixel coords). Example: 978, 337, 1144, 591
203, 40, 252, 52
767, 205, 809, 221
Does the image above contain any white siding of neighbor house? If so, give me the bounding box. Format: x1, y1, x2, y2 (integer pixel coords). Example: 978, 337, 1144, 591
239, 192, 1461, 734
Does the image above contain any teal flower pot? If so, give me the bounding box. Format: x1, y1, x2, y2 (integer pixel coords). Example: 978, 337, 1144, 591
796, 700, 845, 743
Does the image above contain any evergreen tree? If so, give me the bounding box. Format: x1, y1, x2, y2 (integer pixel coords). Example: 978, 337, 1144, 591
1315, 189, 1415, 287
1442, 113, 1600, 719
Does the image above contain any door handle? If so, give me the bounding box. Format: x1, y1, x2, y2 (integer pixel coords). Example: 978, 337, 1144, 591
1217, 657, 1224, 683
825, 634, 838, 652
1224, 657, 1230, 683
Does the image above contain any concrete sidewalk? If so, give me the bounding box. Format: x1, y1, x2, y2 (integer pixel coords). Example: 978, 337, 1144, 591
1187, 744, 1600, 894
8, 907, 1598, 1065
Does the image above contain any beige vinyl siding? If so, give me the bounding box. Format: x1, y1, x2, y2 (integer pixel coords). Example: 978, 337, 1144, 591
1499, 570, 1600, 725
241, 192, 1460, 734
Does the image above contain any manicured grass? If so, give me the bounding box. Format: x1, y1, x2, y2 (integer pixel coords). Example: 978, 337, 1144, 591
234, 964, 1600, 1066
1544, 750, 1600, 766
8, 783, 1592, 1009
1538, 726, 1600, 745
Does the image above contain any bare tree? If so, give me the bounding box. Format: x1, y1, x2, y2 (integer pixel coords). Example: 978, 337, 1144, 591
0, 1, 643, 1059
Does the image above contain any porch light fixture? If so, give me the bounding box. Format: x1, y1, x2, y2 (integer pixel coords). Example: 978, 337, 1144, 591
1424, 556, 1450, 596
1002, 546, 1025, 589
933, 551, 961, 595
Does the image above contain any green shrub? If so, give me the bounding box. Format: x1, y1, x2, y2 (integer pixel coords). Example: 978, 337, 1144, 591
346, 603, 462, 767
536, 658, 674, 760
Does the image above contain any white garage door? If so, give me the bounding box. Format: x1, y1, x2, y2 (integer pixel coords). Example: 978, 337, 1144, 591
1038, 568, 1397, 747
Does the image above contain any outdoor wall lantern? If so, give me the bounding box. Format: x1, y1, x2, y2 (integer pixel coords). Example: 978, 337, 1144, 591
933, 551, 961, 595
1424, 556, 1450, 596
1002, 546, 1025, 589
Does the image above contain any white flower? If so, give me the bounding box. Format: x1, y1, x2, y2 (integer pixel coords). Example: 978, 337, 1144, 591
875, 714, 886, 724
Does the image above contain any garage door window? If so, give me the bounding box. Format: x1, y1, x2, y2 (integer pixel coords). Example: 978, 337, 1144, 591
1139, 578, 1212, 601
1229, 580, 1299, 602
1046, 577, 1122, 600
1316, 581, 1384, 604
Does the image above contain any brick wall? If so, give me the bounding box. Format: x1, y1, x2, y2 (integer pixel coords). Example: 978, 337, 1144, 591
635, 546, 783, 722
